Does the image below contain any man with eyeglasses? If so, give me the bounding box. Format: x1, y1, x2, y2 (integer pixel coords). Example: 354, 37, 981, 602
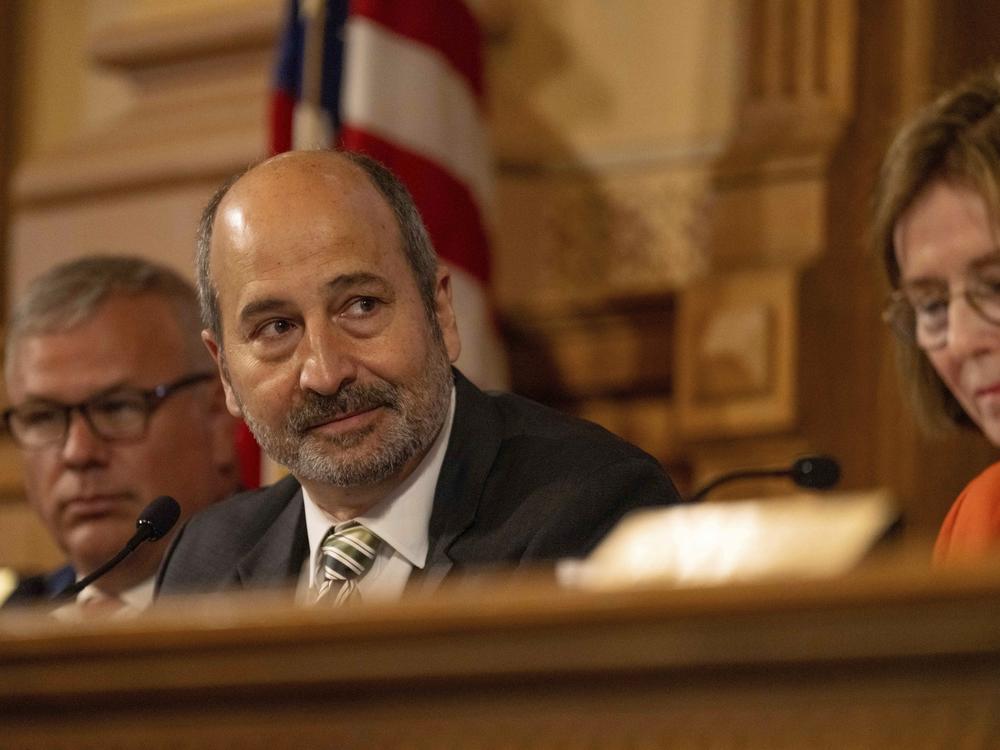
2, 256, 240, 616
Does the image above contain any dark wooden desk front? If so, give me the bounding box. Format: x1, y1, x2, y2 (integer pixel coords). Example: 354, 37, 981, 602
3, 562, 1000, 749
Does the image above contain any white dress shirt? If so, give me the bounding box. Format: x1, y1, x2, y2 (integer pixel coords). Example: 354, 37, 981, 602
301, 388, 456, 603
52, 576, 155, 621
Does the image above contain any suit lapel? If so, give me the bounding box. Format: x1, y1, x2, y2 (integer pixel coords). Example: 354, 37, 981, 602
424, 370, 502, 573
230, 372, 497, 589
235, 478, 309, 588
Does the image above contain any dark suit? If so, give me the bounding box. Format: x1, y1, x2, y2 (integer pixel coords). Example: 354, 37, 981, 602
156, 371, 680, 595
2, 565, 75, 607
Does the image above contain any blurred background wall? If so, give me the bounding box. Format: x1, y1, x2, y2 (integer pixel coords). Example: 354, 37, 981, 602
1, 0, 998, 574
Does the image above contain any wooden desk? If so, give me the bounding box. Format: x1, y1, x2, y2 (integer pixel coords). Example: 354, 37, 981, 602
3, 562, 1000, 749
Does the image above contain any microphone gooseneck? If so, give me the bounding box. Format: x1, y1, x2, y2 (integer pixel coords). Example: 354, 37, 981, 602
53, 495, 181, 601
687, 455, 841, 503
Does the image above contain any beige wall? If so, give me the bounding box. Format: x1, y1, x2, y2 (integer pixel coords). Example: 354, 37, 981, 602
13, 0, 260, 161
490, 1, 739, 163
13, 0, 89, 161
8, 0, 277, 302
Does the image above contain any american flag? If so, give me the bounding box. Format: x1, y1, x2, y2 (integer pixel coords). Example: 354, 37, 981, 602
237, 0, 507, 488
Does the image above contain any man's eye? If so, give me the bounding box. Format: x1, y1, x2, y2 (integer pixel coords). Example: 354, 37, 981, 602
913, 297, 948, 316
92, 397, 145, 418
18, 409, 61, 427
344, 297, 381, 317
256, 319, 297, 338
972, 274, 1000, 297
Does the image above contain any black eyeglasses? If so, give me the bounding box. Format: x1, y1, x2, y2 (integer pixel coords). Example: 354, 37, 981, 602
3, 373, 215, 449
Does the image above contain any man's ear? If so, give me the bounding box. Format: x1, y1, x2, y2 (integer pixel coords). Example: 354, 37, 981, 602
204, 377, 239, 481
433, 266, 462, 363
202, 330, 243, 418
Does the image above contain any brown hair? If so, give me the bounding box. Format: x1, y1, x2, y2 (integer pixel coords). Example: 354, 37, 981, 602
874, 67, 1000, 433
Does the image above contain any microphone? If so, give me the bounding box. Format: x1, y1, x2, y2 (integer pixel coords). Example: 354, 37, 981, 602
687, 455, 841, 503
53, 495, 181, 601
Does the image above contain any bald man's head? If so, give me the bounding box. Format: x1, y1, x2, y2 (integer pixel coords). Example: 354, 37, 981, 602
196, 151, 439, 344
194, 150, 461, 500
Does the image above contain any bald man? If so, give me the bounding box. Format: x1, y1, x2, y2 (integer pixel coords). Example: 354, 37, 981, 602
157, 150, 680, 602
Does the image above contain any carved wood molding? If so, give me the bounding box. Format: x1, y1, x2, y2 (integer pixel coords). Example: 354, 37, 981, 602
495, 161, 708, 455
503, 297, 676, 401
677, 267, 798, 439
676, 0, 857, 448
726, 0, 855, 167
502, 298, 679, 460
710, 0, 856, 267
89, 1, 281, 70
13, 0, 282, 207
495, 162, 712, 313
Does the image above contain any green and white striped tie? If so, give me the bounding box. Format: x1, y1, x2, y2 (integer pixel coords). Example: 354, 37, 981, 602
313, 521, 381, 606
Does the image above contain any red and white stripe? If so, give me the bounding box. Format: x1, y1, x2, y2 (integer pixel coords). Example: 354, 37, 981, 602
339, 1, 508, 391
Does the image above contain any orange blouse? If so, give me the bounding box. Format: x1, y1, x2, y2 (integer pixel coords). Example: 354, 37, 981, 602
934, 461, 1000, 564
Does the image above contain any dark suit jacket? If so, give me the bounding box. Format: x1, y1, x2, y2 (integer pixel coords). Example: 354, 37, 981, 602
2, 564, 75, 607
156, 371, 680, 595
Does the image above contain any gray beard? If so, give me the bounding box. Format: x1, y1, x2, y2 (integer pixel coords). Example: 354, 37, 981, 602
237, 348, 453, 488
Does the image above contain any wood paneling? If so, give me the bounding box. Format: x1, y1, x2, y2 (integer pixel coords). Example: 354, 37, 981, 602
4, 559, 1000, 747
0, 0, 16, 313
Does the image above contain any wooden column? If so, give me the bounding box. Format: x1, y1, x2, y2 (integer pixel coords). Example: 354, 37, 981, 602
675, 0, 857, 487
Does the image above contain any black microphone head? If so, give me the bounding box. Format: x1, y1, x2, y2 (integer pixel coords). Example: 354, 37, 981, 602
136, 495, 181, 541
790, 455, 841, 490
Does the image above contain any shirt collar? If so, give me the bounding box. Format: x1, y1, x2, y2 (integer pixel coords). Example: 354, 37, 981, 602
78, 576, 155, 610
303, 387, 456, 572
52, 576, 155, 621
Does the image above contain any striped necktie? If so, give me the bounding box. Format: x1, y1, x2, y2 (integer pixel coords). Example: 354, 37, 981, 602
313, 521, 381, 605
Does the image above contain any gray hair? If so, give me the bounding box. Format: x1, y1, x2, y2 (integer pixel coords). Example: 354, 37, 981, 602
196, 150, 440, 344
5, 255, 210, 379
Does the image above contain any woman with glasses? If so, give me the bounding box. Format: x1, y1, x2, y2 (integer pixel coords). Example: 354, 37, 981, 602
876, 67, 1000, 564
